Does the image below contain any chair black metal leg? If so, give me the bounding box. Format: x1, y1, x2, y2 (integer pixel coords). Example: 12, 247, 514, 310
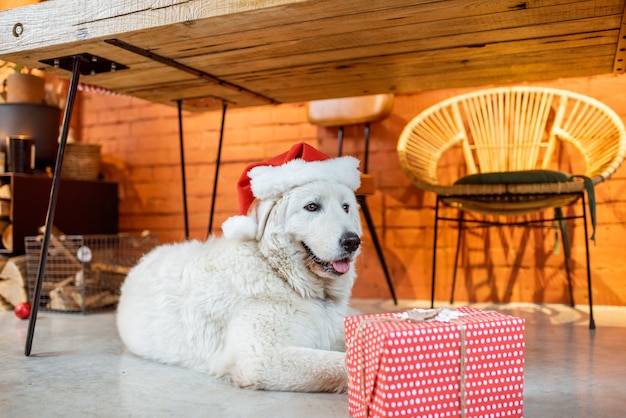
555, 207, 574, 307
581, 193, 596, 330
177, 100, 190, 240
359, 196, 397, 305
431, 197, 441, 308
207, 102, 227, 237
363, 122, 370, 173
337, 126, 344, 157
335, 124, 395, 303
25, 55, 83, 356
450, 211, 464, 304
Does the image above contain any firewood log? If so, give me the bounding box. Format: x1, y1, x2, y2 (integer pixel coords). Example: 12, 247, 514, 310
0, 200, 9, 218
1, 224, 12, 252
0, 184, 11, 200
0, 255, 28, 307
36, 225, 81, 269
0, 294, 12, 311
48, 287, 81, 311
91, 262, 131, 275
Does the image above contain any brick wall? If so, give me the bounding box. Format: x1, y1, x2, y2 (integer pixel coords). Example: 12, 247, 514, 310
77, 73, 626, 306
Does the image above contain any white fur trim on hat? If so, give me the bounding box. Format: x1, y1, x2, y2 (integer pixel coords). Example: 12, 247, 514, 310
248, 156, 361, 201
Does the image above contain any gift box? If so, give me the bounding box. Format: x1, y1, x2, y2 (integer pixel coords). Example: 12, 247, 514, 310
345, 307, 525, 418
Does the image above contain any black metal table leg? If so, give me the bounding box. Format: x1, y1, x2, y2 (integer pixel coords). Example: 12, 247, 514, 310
25, 53, 129, 356
177, 100, 190, 240
25, 56, 82, 356
207, 102, 227, 237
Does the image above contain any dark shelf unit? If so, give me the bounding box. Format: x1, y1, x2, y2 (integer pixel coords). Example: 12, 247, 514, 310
0, 174, 118, 255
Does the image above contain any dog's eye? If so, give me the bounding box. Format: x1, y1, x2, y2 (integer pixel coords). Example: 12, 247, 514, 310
304, 202, 320, 212
342, 203, 350, 213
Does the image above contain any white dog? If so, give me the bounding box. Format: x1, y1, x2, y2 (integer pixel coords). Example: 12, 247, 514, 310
117, 144, 362, 392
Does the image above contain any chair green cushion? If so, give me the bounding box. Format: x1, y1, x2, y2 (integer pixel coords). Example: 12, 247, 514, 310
454, 170, 573, 185
453, 169, 597, 242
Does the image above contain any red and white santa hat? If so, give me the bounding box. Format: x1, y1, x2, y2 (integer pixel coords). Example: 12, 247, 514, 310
222, 142, 361, 240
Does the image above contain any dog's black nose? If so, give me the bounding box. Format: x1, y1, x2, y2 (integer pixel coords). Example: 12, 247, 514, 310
340, 232, 361, 253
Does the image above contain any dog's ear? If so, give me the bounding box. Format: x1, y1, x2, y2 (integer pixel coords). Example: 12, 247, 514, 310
249, 198, 278, 241
222, 198, 279, 241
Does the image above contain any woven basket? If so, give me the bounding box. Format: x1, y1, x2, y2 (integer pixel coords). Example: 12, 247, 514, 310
60, 143, 101, 180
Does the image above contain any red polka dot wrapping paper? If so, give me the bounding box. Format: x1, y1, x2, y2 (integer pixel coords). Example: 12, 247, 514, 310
344, 307, 525, 418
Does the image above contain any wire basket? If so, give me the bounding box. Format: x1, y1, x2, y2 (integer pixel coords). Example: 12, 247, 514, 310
25, 233, 159, 313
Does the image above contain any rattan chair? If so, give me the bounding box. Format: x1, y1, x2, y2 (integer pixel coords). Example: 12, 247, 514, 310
397, 86, 626, 329
308, 94, 397, 304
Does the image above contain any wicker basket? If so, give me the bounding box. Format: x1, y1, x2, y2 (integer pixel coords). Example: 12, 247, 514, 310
60, 143, 101, 180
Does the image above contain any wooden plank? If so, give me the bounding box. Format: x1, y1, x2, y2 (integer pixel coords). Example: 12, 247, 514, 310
130, 0, 624, 51
0, 37, 273, 109
82, 10, 619, 106
0, 0, 623, 109
0, 0, 309, 54
4, 0, 621, 64
176, 16, 620, 78
256, 44, 616, 101
147, 0, 624, 61
96, 0, 622, 75
226, 32, 617, 95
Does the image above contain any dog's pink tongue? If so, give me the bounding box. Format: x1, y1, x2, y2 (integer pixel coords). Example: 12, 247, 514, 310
332, 260, 351, 274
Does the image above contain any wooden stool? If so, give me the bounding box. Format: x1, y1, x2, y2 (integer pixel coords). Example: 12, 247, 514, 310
307, 94, 397, 304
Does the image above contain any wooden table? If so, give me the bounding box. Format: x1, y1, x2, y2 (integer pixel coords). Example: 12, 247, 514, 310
1, 0, 625, 111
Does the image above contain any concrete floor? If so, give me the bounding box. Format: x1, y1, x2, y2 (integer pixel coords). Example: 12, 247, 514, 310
1, 299, 624, 418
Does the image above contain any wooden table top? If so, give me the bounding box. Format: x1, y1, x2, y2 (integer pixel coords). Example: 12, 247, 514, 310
1, 0, 625, 111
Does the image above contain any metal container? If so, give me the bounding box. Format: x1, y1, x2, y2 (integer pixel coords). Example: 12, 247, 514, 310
0, 103, 61, 169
